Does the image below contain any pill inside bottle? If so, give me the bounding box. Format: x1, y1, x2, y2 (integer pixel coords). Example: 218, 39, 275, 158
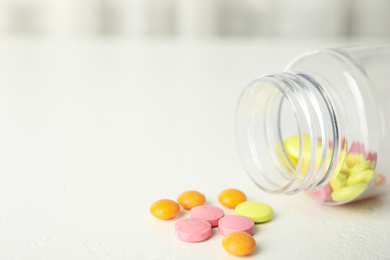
236, 45, 390, 205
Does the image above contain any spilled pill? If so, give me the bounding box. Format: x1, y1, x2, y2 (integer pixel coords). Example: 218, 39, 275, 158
150, 199, 180, 220
236, 201, 273, 223
222, 231, 256, 256
175, 218, 211, 242
218, 188, 247, 209
177, 190, 206, 209
189, 205, 224, 227
218, 215, 255, 235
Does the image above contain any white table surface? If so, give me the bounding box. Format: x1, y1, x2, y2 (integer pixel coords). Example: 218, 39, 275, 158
0, 38, 389, 260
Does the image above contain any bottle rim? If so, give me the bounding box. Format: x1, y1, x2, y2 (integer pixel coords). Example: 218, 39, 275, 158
235, 72, 344, 195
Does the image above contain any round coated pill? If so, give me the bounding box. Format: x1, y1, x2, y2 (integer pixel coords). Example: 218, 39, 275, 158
175, 218, 211, 242
218, 188, 247, 209
150, 199, 180, 220
222, 231, 256, 256
177, 190, 206, 209
218, 215, 255, 235
284, 134, 310, 159
189, 205, 224, 227
235, 201, 273, 223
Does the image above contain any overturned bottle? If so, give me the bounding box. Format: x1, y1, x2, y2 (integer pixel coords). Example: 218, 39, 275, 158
236, 44, 390, 205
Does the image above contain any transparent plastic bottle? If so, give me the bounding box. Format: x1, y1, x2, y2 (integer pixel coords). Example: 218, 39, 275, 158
236, 44, 390, 205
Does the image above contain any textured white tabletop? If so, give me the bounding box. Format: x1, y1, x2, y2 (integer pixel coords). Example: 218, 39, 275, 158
0, 38, 389, 259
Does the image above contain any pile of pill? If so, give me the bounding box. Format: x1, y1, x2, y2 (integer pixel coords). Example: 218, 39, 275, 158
150, 188, 273, 256
284, 135, 385, 203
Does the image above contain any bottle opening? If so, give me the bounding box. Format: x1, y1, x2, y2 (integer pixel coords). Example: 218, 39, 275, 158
236, 73, 341, 195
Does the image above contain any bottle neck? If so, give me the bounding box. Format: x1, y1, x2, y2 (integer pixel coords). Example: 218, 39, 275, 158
236, 72, 345, 194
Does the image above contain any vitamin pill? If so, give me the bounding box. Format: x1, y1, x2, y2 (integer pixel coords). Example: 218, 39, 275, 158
372, 153, 378, 164
349, 160, 371, 175
284, 134, 331, 171
369, 161, 376, 170
331, 183, 368, 202
175, 218, 211, 242
345, 153, 365, 168
150, 199, 180, 220
310, 184, 332, 202
365, 152, 373, 161
235, 201, 273, 223
348, 141, 364, 154
218, 189, 247, 208
375, 173, 386, 186
222, 231, 256, 256
340, 162, 351, 175
284, 134, 311, 159
346, 169, 375, 186
369, 153, 378, 169
177, 190, 206, 209
330, 173, 347, 191
218, 215, 255, 235
189, 205, 224, 227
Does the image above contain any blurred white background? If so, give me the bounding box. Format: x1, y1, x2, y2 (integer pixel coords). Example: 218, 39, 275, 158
0, 0, 389, 39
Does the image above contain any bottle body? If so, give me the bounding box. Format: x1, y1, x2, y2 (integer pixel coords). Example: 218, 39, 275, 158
236, 44, 390, 205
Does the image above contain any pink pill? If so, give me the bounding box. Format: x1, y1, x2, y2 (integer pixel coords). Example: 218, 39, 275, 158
372, 152, 378, 164
189, 205, 224, 227
310, 184, 332, 202
218, 215, 255, 236
175, 218, 212, 242
365, 152, 373, 161
349, 141, 365, 154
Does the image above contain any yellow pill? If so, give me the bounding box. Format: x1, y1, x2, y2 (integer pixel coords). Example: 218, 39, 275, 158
235, 201, 273, 223
286, 150, 298, 167
349, 161, 371, 175
330, 173, 347, 191
284, 134, 313, 159
284, 134, 332, 173
177, 190, 206, 209
345, 153, 365, 168
150, 199, 180, 220
340, 162, 351, 175
369, 161, 376, 170
346, 169, 375, 186
222, 231, 256, 256
331, 183, 368, 202
218, 188, 247, 209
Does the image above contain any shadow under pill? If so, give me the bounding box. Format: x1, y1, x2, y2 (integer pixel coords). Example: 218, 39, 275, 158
250, 243, 261, 257
252, 224, 259, 235
210, 228, 217, 238
168, 210, 186, 221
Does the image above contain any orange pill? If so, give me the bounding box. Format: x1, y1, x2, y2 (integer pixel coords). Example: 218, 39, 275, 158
218, 188, 247, 208
150, 199, 180, 220
177, 190, 206, 209
222, 231, 256, 256
375, 173, 386, 186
